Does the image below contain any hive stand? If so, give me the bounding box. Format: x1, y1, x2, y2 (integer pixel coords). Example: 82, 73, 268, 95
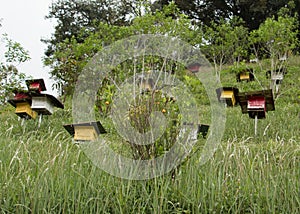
63, 121, 107, 143
8, 91, 37, 122
249, 58, 259, 63
237, 89, 275, 135
236, 68, 254, 82
216, 87, 239, 107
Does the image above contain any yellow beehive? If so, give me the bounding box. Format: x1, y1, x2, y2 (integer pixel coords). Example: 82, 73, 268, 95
240, 72, 250, 80
221, 90, 236, 106
15, 102, 37, 119
64, 121, 107, 143
74, 125, 98, 141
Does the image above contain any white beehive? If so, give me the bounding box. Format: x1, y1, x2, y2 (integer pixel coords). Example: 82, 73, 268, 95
31, 96, 54, 115
31, 94, 64, 115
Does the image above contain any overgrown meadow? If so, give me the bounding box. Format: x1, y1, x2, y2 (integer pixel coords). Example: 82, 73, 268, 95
0, 57, 299, 213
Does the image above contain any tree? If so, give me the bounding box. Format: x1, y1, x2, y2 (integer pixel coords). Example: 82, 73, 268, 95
44, 23, 130, 96
201, 17, 249, 81
43, 0, 149, 57
151, 0, 298, 31
45, 2, 198, 96
0, 34, 31, 103
249, 2, 299, 95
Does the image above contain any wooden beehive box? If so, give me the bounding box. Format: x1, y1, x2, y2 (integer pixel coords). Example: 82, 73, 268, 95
237, 89, 275, 119
31, 94, 64, 115
8, 99, 37, 120
8, 91, 37, 119
247, 96, 266, 119
63, 121, 107, 142
13, 91, 31, 100
271, 73, 284, 85
186, 62, 201, 73
198, 124, 210, 138
15, 102, 38, 119
26, 79, 46, 94
216, 87, 239, 106
236, 69, 254, 82
182, 122, 210, 139
266, 68, 287, 79
137, 76, 155, 94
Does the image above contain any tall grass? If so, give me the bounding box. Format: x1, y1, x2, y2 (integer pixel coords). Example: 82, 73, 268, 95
0, 123, 298, 213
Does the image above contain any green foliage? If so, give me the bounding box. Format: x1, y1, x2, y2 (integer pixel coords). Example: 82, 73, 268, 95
44, 23, 130, 96
202, 17, 249, 80
45, 2, 199, 97
2, 34, 30, 63
249, 7, 299, 95
125, 90, 179, 159
131, 2, 198, 44
0, 34, 31, 103
249, 14, 299, 60
43, 0, 139, 56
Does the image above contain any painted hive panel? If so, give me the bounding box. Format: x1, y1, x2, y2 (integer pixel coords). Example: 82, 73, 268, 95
31, 97, 54, 115
74, 126, 98, 141
15, 102, 37, 119
247, 97, 266, 111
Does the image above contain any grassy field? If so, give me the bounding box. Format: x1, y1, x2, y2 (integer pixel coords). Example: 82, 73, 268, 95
0, 56, 299, 213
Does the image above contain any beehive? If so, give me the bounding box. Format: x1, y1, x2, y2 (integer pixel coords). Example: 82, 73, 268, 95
240, 72, 250, 80
186, 62, 201, 73
247, 96, 266, 119
138, 77, 154, 94
266, 68, 286, 80
74, 126, 98, 141
26, 79, 46, 94
216, 87, 239, 106
238, 89, 275, 119
223, 91, 235, 106
271, 73, 284, 85
31, 94, 64, 115
197, 124, 210, 138
237, 69, 254, 82
63, 121, 107, 142
15, 102, 37, 119
182, 122, 210, 139
13, 91, 30, 100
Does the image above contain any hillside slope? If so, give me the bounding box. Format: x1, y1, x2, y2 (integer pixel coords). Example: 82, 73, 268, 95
0, 56, 299, 213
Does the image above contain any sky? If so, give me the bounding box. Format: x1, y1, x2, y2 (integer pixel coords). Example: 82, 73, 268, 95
0, 0, 57, 96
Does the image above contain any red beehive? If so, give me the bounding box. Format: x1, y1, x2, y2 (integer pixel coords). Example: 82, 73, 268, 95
26, 79, 46, 94
8, 91, 37, 120
13, 91, 31, 100
186, 62, 201, 73
237, 89, 275, 119
247, 96, 266, 119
